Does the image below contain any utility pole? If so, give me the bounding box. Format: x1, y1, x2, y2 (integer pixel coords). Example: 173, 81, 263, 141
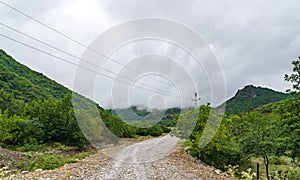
191, 92, 201, 107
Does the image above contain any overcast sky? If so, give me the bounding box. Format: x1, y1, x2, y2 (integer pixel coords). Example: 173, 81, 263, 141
0, 0, 299, 109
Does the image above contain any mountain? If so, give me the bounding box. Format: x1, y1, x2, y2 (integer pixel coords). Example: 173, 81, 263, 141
0, 50, 68, 102
225, 85, 289, 114
0, 50, 131, 147
0, 49, 290, 147
111, 85, 289, 124
112, 106, 180, 128
0, 49, 169, 149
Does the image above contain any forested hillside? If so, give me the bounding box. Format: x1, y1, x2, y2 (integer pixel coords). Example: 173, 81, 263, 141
0, 50, 167, 151
225, 85, 288, 114
0, 50, 68, 101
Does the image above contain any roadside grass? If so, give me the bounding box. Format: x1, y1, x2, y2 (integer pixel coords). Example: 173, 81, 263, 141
17, 145, 97, 171
0, 143, 97, 178
179, 140, 300, 180
16, 136, 160, 172
17, 153, 77, 171
251, 156, 300, 180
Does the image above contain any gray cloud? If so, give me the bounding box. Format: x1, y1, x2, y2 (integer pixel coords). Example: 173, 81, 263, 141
103, 0, 299, 95
0, 0, 299, 109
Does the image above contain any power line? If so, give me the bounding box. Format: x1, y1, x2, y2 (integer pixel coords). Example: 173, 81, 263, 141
0, 22, 180, 96
0, 33, 185, 99
0, 0, 176, 90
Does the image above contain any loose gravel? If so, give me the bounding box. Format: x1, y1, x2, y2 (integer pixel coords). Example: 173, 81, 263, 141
9, 136, 230, 180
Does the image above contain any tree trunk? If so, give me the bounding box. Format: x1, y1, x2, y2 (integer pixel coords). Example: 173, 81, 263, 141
264, 155, 270, 180
256, 163, 259, 180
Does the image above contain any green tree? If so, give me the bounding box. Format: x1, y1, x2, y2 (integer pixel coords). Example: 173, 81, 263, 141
279, 57, 300, 166
276, 98, 300, 167
285, 57, 300, 97
240, 112, 279, 180
172, 108, 200, 139
184, 106, 247, 170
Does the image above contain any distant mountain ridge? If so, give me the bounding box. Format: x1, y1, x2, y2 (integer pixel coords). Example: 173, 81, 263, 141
112, 85, 288, 116
225, 85, 289, 114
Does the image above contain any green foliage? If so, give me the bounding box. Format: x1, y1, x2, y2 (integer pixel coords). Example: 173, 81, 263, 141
266, 167, 300, 180
136, 125, 164, 136
190, 105, 210, 141
239, 112, 277, 157
225, 165, 240, 179
159, 124, 171, 133
239, 112, 280, 179
162, 108, 181, 120
1, 48, 299, 178
21, 94, 88, 148
226, 165, 257, 179
53, 142, 72, 151
17, 148, 96, 172
157, 118, 177, 127
112, 106, 180, 129
0, 50, 87, 148
100, 109, 137, 138
286, 167, 300, 180
268, 156, 285, 165
285, 57, 300, 97
16, 144, 48, 152
186, 100, 300, 178
0, 49, 171, 150
0, 95, 89, 149
74, 150, 97, 160
0, 90, 25, 116
225, 85, 288, 115
185, 106, 248, 170
18, 154, 77, 171
240, 168, 256, 180
276, 98, 300, 166
186, 59, 300, 178
189, 122, 248, 170
0, 50, 68, 100
0, 113, 44, 146
0, 64, 50, 102
171, 108, 199, 139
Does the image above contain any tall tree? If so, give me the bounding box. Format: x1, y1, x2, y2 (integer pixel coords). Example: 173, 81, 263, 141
276, 98, 300, 166
285, 57, 300, 97
240, 112, 278, 180
280, 57, 300, 166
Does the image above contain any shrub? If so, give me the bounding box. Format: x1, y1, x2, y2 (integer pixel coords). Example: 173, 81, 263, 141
18, 154, 77, 171
74, 150, 97, 160
136, 125, 164, 137
16, 143, 47, 152
269, 156, 284, 165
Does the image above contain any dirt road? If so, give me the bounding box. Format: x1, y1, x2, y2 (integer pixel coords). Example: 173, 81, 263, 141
14, 135, 230, 179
